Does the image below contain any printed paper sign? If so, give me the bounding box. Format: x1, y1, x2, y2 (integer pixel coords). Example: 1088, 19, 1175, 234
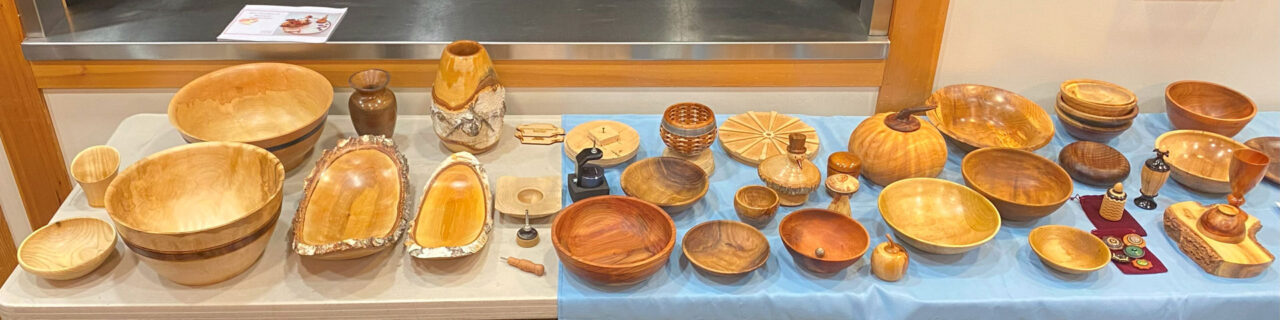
218, 5, 347, 43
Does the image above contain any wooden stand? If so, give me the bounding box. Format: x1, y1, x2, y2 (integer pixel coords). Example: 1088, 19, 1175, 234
1164, 201, 1273, 278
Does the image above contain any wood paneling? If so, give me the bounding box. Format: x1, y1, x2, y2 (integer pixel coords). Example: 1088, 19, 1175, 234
876, 0, 951, 112
0, 205, 17, 286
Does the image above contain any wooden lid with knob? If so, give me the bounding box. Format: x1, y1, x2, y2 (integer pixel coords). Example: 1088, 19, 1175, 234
787, 133, 807, 154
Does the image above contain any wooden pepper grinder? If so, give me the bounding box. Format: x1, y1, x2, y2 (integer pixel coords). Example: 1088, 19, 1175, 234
1135, 148, 1171, 210
758, 133, 821, 206
1101, 182, 1127, 221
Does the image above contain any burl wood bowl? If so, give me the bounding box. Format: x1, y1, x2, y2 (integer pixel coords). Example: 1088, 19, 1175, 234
1244, 137, 1280, 184
552, 195, 676, 285
962, 148, 1073, 221
682, 220, 769, 277
1028, 225, 1111, 274
1059, 79, 1137, 117
926, 84, 1055, 152
105, 142, 284, 286
779, 208, 870, 273
17, 218, 116, 280
734, 185, 779, 227
1058, 141, 1130, 187
1056, 93, 1137, 128
1055, 104, 1133, 142
169, 63, 334, 171
621, 157, 709, 214
291, 136, 409, 260
1165, 80, 1257, 138
1155, 130, 1249, 193
878, 178, 1001, 254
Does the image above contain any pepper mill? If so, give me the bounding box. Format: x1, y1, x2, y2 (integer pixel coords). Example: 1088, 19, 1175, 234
758, 133, 821, 206
1101, 182, 1127, 221
568, 145, 610, 201
1135, 148, 1171, 210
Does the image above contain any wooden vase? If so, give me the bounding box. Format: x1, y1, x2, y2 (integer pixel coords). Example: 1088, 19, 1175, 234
431, 40, 506, 154
348, 69, 397, 137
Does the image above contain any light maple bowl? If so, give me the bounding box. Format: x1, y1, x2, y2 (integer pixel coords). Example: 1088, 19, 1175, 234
1028, 225, 1111, 274
169, 63, 334, 171
1056, 93, 1137, 128
18, 218, 116, 280
1165, 80, 1257, 138
1055, 105, 1133, 142
1059, 79, 1137, 117
1155, 130, 1249, 193
552, 195, 676, 286
962, 148, 1073, 221
621, 157, 709, 214
878, 178, 1001, 254
105, 142, 284, 286
779, 208, 870, 273
682, 220, 769, 277
925, 84, 1055, 152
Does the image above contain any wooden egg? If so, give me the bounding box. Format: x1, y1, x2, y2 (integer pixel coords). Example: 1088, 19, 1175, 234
1058, 141, 1130, 187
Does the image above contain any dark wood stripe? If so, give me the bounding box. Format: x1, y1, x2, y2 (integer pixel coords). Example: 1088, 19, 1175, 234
266, 120, 325, 151
124, 218, 277, 261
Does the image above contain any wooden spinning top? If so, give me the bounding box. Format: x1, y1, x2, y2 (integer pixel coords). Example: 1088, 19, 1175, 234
758, 133, 821, 206
1100, 183, 1127, 221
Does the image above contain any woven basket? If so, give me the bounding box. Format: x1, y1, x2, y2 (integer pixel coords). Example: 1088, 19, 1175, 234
660, 102, 717, 156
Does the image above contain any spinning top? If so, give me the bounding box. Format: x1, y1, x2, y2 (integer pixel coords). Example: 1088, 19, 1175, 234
516, 210, 539, 248
1135, 148, 1171, 210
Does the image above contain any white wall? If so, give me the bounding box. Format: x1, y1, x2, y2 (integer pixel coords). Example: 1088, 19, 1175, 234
0, 137, 32, 244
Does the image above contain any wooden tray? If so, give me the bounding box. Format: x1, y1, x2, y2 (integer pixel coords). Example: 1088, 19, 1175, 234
495, 176, 562, 219
718, 111, 819, 166
1164, 201, 1273, 278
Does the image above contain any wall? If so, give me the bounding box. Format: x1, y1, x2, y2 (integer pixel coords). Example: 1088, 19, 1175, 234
0, 137, 31, 244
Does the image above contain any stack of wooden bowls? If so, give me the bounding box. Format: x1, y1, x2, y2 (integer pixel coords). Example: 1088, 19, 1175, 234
1055, 79, 1138, 142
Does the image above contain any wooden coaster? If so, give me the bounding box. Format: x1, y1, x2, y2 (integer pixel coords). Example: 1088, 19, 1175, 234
564, 120, 640, 168
495, 176, 562, 219
718, 111, 818, 166
661, 147, 714, 176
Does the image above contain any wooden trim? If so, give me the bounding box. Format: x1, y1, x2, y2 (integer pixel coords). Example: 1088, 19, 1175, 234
1, 0, 71, 229
875, 0, 951, 112
0, 205, 17, 286
31, 59, 886, 89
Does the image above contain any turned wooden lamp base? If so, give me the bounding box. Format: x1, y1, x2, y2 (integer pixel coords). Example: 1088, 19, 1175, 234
662, 147, 715, 176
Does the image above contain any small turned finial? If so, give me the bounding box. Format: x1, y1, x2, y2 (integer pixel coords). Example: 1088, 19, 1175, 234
884, 106, 935, 132
787, 133, 807, 154
1146, 148, 1171, 172
1107, 183, 1126, 199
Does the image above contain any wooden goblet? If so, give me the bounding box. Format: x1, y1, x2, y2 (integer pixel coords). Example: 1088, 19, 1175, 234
1227, 148, 1270, 207
71, 145, 120, 208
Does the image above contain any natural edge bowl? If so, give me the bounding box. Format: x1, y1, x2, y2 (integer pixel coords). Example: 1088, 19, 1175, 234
1165, 80, 1257, 138
779, 208, 870, 273
17, 217, 116, 280
1056, 93, 1137, 127
878, 178, 1001, 254
682, 220, 769, 277
1028, 225, 1111, 274
1155, 130, 1249, 194
621, 157, 709, 214
552, 195, 676, 286
1055, 105, 1133, 142
962, 147, 1073, 221
291, 135, 410, 260
925, 84, 1055, 152
734, 185, 780, 227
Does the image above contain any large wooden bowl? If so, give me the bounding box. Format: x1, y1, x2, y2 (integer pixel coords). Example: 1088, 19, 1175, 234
682, 220, 769, 277
926, 84, 1055, 152
552, 196, 676, 285
878, 178, 1001, 254
18, 218, 116, 280
1028, 225, 1110, 274
621, 157, 709, 214
1059, 79, 1137, 117
1165, 80, 1257, 137
291, 136, 410, 260
1244, 137, 1280, 184
780, 208, 870, 273
962, 148, 1073, 221
1055, 105, 1133, 142
1155, 130, 1249, 193
169, 63, 333, 171
1056, 94, 1137, 128
105, 142, 284, 285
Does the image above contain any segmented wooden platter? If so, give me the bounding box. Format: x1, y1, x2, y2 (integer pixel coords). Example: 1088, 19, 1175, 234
718, 111, 819, 166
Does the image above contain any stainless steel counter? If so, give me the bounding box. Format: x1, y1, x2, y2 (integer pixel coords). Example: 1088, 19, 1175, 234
19, 0, 891, 60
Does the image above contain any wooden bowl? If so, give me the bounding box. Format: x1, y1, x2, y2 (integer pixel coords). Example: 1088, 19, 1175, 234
734, 185, 779, 227
779, 208, 870, 273
105, 142, 284, 285
682, 220, 769, 277
878, 178, 1001, 254
925, 84, 1055, 152
169, 63, 333, 171
1055, 104, 1133, 142
660, 102, 717, 156
292, 136, 409, 260
1165, 80, 1257, 138
1056, 93, 1137, 127
406, 152, 493, 259
621, 157, 709, 214
1244, 137, 1280, 184
1059, 79, 1137, 117
18, 218, 116, 280
552, 195, 676, 285
962, 148, 1073, 221
1028, 225, 1111, 274
1155, 130, 1250, 193
1058, 141, 1130, 186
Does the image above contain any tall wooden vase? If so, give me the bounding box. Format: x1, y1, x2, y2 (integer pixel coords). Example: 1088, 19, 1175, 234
431, 40, 506, 153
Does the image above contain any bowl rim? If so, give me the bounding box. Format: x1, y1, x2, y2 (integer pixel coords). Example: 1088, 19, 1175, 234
105, 141, 285, 235
167, 62, 333, 144
734, 185, 779, 210
877, 178, 1002, 249
620, 157, 709, 207
925, 84, 1054, 151
1165, 80, 1258, 122
681, 220, 769, 275
17, 217, 116, 273
779, 208, 870, 262
70, 145, 121, 183
961, 147, 1074, 207
1154, 130, 1248, 184
1059, 78, 1137, 107
1056, 93, 1138, 124
1027, 225, 1110, 272
551, 195, 677, 270
1054, 104, 1134, 132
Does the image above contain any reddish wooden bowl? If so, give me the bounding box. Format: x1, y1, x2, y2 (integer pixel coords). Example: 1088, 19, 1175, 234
963, 147, 1073, 221
1165, 80, 1257, 137
552, 196, 676, 285
779, 208, 870, 273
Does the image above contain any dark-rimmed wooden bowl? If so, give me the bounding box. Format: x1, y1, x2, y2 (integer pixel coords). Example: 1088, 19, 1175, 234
926, 84, 1055, 152
682, 220, 769, 277
779, 208, 870, 273
879, 178, 1001, 254
552, 195, 676, 285
621, 157, 709, 214
963, 147, 1073, 221
1165, 80, 1257, 137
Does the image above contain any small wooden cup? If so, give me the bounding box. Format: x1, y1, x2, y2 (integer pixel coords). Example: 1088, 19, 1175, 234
71, 146, 120, 208
734, 185, 780, 227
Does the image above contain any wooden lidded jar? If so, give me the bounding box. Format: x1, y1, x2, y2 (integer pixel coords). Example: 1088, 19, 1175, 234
758, 133, 821, 206
848, 106, 947, 186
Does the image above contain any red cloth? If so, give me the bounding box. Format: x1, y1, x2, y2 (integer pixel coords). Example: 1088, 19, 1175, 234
1079, 195, 1146, 236
1091, 228, 1168, 274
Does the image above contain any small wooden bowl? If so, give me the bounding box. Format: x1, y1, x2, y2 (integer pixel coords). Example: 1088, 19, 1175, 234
1059, 79, 1137, 117
926, 84, 1055, 152
734, 185, 779, 226
1055, 104, 1133, 142
169, 63, 333, 171
682, 220, 769, 277
660, 102, 718, 156
962, 148, 1073, 221
1058, 141, 1130, 187
552, 195, 676, 285
1244, 137, 1280, 184
406, 152, 493, 259
621, 157, 709, 214
292, 136, 409, 260
1028, 225, 1110, 274
18, 218, 116, 280
1165, 80, 1257, 137
1056, 94, 1137, 127
879, 178, 1001, 254
70, 145, 120, 208
1155, 130, 1249, 193
779, 208, 870, 274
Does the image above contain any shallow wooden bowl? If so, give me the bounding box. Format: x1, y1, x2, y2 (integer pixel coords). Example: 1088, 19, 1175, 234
779, 208, 870, 273
1165, 80, 1257, 137
1244, 137, 1280, 184
292, 136, 409, 260
734, 185, 779, 227
552, 195, 676, 285
878, 178, 1001, 254
1057, 94, 1137, 127
1059, 79, 1137, 117
962, 148, 1073, 221
621, 157, 709, 214
1058, 141, 1130, 186
926, 84, 1055, 152
682, 220, 769, 277
406, 152, 493, 259
1155, 130, 1249, 193
1028, 225, 1110, 274
1055, 105, 1133, 142
105, 142, 284, 285
169, 63, 334, 171
18, 218, 116, 280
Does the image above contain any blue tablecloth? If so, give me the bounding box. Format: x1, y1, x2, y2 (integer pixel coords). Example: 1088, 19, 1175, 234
558, 112, 1280, 319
